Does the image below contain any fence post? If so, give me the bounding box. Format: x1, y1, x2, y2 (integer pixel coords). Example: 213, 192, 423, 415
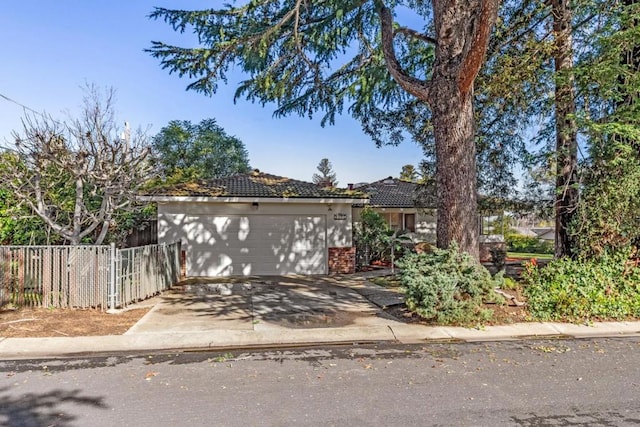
109, 242, 117, 311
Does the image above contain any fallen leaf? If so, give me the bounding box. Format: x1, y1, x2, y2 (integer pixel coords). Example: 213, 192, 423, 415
145, 371, 158, 380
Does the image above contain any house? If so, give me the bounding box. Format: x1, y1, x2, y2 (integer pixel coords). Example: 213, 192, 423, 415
352, 177, 505, 261
532, 227, 555, 242
141, 170, 368, 277
351, 177, 437, 243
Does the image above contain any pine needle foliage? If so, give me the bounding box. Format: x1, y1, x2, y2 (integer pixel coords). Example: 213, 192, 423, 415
396, 244, 502, 325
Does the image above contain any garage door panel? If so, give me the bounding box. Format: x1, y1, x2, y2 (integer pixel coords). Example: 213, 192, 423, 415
185, 215, 326, 276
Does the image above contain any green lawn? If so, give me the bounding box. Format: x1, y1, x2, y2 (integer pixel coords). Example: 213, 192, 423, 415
507, 252, 553, 260
370, 276, 402, 288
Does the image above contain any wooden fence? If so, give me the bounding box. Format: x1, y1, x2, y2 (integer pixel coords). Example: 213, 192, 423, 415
0, 242, 180, 310
117, 242, 180, 308
123, 220, 158, 248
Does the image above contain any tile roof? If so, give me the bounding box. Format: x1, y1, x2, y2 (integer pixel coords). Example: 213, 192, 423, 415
146, 170, 368, 199
359, 177, 435, 208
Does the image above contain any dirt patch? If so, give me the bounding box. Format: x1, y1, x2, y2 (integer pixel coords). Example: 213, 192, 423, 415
0, 307, 150, 338
382, 302, 529, 326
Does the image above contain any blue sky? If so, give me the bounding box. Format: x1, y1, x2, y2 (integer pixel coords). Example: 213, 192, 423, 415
0, 1, 425, 186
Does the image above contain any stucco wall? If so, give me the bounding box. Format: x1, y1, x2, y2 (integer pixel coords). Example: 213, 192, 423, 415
413, 210, 437, 243
157, 201, 354, 248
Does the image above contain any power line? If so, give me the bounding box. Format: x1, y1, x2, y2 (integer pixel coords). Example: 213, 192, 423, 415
0, 92, 44, 116
0, 92, 58, 150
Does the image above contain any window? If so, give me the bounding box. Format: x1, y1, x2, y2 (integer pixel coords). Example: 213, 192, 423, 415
382, 213, 401, 230
389, 213, 402, 229
383, 212, 416, 232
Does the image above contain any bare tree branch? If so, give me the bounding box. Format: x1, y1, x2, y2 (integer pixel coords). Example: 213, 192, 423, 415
0, 84, 152, 245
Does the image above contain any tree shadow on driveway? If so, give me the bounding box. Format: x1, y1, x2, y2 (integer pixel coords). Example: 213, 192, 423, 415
154, 275, 403, 329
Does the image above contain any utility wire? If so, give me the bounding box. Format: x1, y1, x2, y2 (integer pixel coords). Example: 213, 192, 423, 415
0, 92, 43, 116
0, 92, 54, 150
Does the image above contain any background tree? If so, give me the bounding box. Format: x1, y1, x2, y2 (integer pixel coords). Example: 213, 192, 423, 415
0, 162, 62, 245
0, 85, 151, 245
312, 158, 338, 187
570, 1, 640, 259
399, 164, 418, 182
151, 119, 250, 183
358, 0, 627, 260
148, 0, 500, 259
551, 0, 579, 258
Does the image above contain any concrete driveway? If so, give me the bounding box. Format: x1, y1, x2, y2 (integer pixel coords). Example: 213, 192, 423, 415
125, 272, 406, 335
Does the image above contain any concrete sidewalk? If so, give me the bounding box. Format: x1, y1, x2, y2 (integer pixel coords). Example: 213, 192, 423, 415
2, 270, 640, 359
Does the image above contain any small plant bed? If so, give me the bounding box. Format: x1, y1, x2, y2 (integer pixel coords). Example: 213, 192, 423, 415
382, 299, 529, 327
369, 268, 529, 326
391, 244, 514, 326
381, 245, 640, 327
371, 260, 393, 268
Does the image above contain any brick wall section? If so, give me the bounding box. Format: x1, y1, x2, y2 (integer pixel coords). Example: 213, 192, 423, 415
328, 247, 356, 274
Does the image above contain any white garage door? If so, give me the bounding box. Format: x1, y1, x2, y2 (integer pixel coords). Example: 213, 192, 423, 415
185, 215, 327, 276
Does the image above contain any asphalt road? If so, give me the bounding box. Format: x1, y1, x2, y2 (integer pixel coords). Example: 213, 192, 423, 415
1, 337, 640, 426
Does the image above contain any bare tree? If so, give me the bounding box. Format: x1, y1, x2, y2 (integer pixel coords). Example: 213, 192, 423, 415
0, 85, 151, 245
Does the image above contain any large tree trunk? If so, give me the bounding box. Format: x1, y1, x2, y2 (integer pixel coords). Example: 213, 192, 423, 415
552, 0, 579, 258
377, 0, 497, 260
430, 80, 479, 259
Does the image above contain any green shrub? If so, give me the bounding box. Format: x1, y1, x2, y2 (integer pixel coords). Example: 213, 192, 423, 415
506, 234, 554, 254
502, 277, 518, 291
522, 252, 640, 321
354, 207, 389, 268
396, 244, 503, 325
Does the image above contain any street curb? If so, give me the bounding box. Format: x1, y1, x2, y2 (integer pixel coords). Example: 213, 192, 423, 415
0, 326, 396, 359
3, 321, 640, 360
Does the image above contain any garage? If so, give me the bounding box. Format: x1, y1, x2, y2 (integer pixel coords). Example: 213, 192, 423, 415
185, 214, 327, 276
142, 170, 368, 277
